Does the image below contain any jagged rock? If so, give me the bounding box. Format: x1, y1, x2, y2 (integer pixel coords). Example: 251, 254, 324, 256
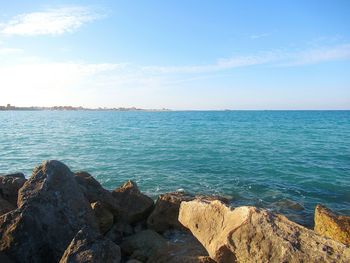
120, 229, 166, 261
179, 199, 350, 263
91, 201, 114, 234
0, 160, 98, 263
315, 204, 350, 245
75, 171, 120, 216
147, 192, 194, 233
0, 173, 26, 206
0, 197, 15, 216
112, 181, 154, 224
59, 227, 121, 263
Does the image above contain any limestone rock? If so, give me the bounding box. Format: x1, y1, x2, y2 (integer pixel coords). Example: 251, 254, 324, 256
315, 204, 350, 245
112, 181, 154, 224
147, 192, 193, 233
75, 171, 120, 216
59, 227, 121, 263
0, 173, 26, 206
179, 199, 350, 263
91, 201, 114, 234
120, 229, 166, 261
0, 160, 98, 263
0, 197, 15, 216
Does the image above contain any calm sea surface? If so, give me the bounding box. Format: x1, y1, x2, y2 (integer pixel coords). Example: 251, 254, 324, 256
0, 110, 349, 226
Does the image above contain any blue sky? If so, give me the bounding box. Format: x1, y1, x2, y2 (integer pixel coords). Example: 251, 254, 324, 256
0, 0, 349, 109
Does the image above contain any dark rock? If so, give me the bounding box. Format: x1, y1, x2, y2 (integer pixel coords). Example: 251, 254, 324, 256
148, 230, 214, 263
0, 160, 98, 263
105, 221, 134, 244
147, 192, 194, 233
120, 230, 166, 261
91, 201, 114, 234
0, 197, 15, 216
112, 181, 154, 224
75, 171, 120, 217
0, 173, 26, 206
59, 227, 121, 263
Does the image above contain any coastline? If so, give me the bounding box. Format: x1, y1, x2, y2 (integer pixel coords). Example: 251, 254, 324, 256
0, 160, 349, 263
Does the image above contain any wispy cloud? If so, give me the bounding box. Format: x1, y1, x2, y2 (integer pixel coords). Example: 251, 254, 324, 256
249, 33, 271, 39
143, 44, 350, 74
0, 6, 102, 36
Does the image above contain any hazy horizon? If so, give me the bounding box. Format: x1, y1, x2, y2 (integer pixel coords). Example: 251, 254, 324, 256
0, 1, 349, 110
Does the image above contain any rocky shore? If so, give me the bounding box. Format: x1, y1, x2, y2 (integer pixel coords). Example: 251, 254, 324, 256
0, 160, 349, 263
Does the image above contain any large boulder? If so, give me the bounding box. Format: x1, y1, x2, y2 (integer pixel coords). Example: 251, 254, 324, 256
59, 227, 121, 263
0, 160, 98, 263
315, 204, 350, 245
91, 201, 114, 234
179, 199, 350, 263
120, 229, 166, 262
112, 181, 154, 224
0, 173, 26, 206
147, 192, 194, 233
75, 171, 120, 216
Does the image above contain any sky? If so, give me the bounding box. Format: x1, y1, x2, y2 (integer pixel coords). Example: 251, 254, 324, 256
0, 0, 349, 110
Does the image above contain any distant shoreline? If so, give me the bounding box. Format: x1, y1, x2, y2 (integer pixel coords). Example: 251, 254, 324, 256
0, 104, 171, 112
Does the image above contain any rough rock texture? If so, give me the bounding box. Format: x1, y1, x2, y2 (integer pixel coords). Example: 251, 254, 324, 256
179, 200, 350, 263
120, 229, 166, 262
0, 197, 15, 216
147, 192, 193, 232
315, 204, 350, 245
0, 160, 98, 263
91, 201, 114, 234
149, 243, 215, 263
148, 230, 214, 263
105, 221, 134, 244
59, 227, 121, 263
112, 181, 154, 224
0, 173, 26, 206
75, 171, 120, 216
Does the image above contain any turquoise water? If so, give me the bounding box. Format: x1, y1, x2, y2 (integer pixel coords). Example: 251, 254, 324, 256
0, 110, 349, 226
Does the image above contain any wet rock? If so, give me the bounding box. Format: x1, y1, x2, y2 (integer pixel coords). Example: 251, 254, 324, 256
0, 160, 98, 263
271, 198, 305, 211
91, 201, 114, 234
179, 199, 350, 263
147, 192, 194, 233
59, 227, 121, 263
112, 181, 154, 224
0, 173, 26, 206
75, 171, 120, 216
120, 229, 166, 261
315, 204, 350, 245
0, 197, 15, 216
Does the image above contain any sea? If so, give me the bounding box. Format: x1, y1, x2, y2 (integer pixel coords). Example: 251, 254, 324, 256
0, 110, 349, 226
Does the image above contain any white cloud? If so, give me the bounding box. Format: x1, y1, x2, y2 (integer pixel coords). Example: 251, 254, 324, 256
143, 44, 350, 74
0, 6, 101, 36
0, 47, 23, 55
